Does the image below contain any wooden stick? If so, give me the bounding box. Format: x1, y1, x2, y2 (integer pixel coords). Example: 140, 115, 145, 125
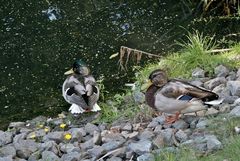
96, 148, 123, 161
121, 46, 163, 58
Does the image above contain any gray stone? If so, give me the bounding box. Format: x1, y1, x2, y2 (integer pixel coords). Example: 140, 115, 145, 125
0, 156, 13, 161
192, 68, 205, 78
212, 84, 226, 95
153, 135, 164, 148
87, 145, 106, 158
43, 131, 64, 143
60, 152, 82, 161
133, 91, 145, 104
93, 131, 101, 145
233, 98, 240, 105
226, 71, 237, 81
153, 125, 163, 133
122, 131, 139, 139
102, 141, 124, 151
158, 128, 174, 146
205, 108, 219, 116
206, 135, 222, 151
204, 77, 227, 90
214, 65, 229, 77
59, 143, 80, 153
27, 129, 46, 140
137, 153, 155, 161
14, 140, 39, 159
223, 96, 239, 104
42, 151, 60, 161
0, 145, 16, 157
0, 131, 13, 146
102, 133, 125, 143
237, 68, 240, 78
85, 123, 100, 135
147, 121, 159, 128
172, 120, 189, 129
153, 115, 165, 125
68, 128, 84, 142
80, 139, 94, 150
229, 106, 240, 117
122, 123, 133, 131
196, 119, 208, 129
8, 122, 25, 129
175, 130, 188, 143
39, 141, 58, 155
129, 140, 153, 155
107, 156, 123, 161
13, 133, 27, 143
190, 80, 203, 87
28, 151, 41, 161
219, 104, 231, 113
138, 130, 155, 140
227, 81, 240, 96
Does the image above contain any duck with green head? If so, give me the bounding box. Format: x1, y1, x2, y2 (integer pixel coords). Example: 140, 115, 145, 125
62, 60, 100, 114
144, 69, 222, 124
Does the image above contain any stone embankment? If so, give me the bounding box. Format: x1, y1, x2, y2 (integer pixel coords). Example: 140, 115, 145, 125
1, 65, 240, 161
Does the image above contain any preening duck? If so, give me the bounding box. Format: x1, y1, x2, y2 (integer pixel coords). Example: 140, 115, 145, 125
62, 60, 100, 114
144, 69, 222, 123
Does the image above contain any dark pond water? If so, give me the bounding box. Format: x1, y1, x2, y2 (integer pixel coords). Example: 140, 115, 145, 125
0, 0, 239, 128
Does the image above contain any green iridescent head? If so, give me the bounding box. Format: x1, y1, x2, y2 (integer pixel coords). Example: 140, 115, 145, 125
64, 59, 90, 76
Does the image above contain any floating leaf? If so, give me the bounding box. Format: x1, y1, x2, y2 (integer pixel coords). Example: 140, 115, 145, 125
109, 52, 119, 59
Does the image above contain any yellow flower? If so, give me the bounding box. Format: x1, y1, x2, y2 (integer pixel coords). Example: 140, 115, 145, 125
64, 133, 72, 140
30, 132, 36, 139
44, 127, 50, 132
60, 123, 66, 129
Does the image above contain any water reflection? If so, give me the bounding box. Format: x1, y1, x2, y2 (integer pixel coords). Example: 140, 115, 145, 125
0, 0, 239, 128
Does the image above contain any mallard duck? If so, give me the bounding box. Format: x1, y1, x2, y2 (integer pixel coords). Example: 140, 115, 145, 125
144, 69, 222, 123
62, 60, 101, 114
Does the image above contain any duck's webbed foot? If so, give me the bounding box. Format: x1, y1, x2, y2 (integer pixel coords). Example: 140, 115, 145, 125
164, 112, 180, 124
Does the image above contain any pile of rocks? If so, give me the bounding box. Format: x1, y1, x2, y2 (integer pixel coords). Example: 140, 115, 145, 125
0, 65, 240, 161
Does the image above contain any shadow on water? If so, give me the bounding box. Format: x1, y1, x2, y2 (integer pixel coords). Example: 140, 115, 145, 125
0, 0, 239, 129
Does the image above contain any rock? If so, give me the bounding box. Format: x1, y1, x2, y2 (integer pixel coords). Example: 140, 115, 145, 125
227, 81, 240, 96
138, 130, 155, 140
204, 77, 227, 90
13, 133, 27, 143
172, 120, 189, 129
153, 115, 165, 125
27, 129, 46, 140
39, 141, 58, 155
68, 128, 84, 142
122, 131, 139, 139
223, 96, 239, 104
196, 119, 208, 129
122, 123, 133, 131
212, 84, 226, 95
128, 140, 153, 155
147, 121, 159, 128
102, 132, 125, 143
60, 152, 82, 161
14, 140, 39, 159
206, 135, 222, 151
8, 122, 25, 129
102, 141, 124, 151
137, 153, 155, 161
28, 151, 41, 161
93, 131, 101, 145
85, 123, 100, 135
192, 68, 205, 78
214, 65, 229, 77
107, 156, 122, 161
153, 125, 163, 133
0, 131, 13, 146
133, 91, 145, 104
233, 98, 240, 105
153, 135, 164, 148
229, 106, 240, 117
219, 104, 231, 113
87, 145, 106, 158
237, 68, 240, 78
205, 108, 219, 116
175, 130, 188, 143
0, 156, 13, 161
0, 145, 16, 157
190, 80, 203, 87
59, 143, 80, 153
41, 151, 60, 161
110, 125, 121, 133
226, 71, 237, 81
43, 131, 64, 143
80, 139, 94, 151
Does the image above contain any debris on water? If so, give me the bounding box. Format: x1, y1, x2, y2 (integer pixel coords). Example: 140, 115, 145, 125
42, 6, 62, 21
